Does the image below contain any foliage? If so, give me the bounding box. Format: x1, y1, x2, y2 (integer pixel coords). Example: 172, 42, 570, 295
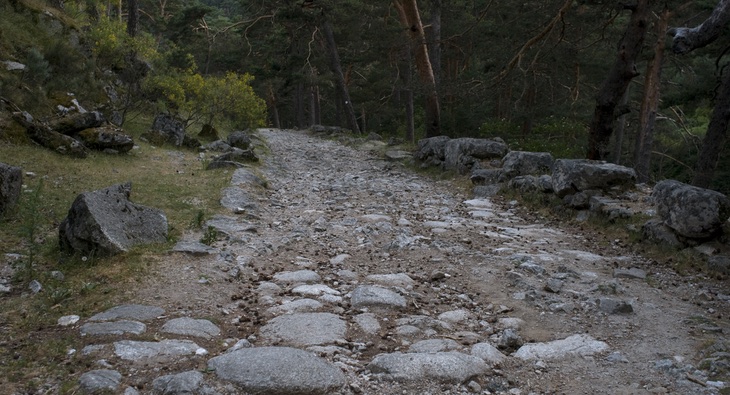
144, 67, 267, 130
87, 15, 160, 68
480, 117, 588, 159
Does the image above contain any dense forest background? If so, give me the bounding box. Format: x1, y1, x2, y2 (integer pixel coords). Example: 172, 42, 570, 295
1, 0, 729, 192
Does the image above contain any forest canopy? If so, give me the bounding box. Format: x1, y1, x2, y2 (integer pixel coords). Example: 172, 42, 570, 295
0, 0, 729, 192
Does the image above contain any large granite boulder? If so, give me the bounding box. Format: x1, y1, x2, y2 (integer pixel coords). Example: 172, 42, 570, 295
0, 163, 22, 216
415, 136, 450, 166
59, 182, 168, 256
552, 159, 636, 198
48, 111, 105, 136
227, 130, 252, 150
500, 151, 554, 182
76, 126, 134, 154
444, 137, 508, 174
651, 180, 730, 239
143, 114, 185, 146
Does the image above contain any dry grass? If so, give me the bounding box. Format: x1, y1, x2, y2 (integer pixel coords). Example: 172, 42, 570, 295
0, 118, 234, 392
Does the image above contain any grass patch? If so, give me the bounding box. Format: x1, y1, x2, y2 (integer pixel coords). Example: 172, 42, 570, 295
0, 122, 234, 390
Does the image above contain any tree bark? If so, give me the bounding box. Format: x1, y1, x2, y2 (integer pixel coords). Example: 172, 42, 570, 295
428, 0, 441, 89
127, 0, 139, 37
668, 0, 730, 187
267, 85, 280, 129
586, 0, 651, 160
669, 0, 730, 54
321, 19, 361, 134
692, 67, 730, 187
634, 7, 670, 183
393, 0, 441, 137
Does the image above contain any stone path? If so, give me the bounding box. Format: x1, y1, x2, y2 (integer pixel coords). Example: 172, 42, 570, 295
66, 129, 729, 394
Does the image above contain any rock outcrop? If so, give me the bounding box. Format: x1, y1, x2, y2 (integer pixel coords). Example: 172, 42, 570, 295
551, 159, 637, 198
650, 180, 730, 240
59, 182, 168, 256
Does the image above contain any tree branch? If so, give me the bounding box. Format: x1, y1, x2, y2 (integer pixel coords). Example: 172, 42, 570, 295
669, 0, 730, 54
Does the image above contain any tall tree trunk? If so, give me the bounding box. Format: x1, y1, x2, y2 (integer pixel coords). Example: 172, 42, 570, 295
311, 85, 321, 126
428, 0, 441, 89
393, 0, 441, 137
267, 86, 281, 129
692, 67, 730, 187
634, 7, 670, 183
405, 88, 415, 143
612, 87, 631, 165
668, 0, 730, 187
127, 0, 139, 37
295, 83, 306, 128
321, 19, 360, 134
586, 0, 651, 160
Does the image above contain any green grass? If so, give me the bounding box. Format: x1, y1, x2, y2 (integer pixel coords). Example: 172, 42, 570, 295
0, 114, 234, 391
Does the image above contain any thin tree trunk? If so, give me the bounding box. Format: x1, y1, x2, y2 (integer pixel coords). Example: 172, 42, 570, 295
295, 83, 306, 128
612, 87, 631, 165
312, 85, 321, 125
127, 0, 139, 36
634, 7, 669, 183
587, 0, 651, 160
393, 0, 441, 137
321, 19, 360, 134
428, 0, 441, 89
692, 67, 730, 188
267, 85, 280, 128
405, 88, 415, 143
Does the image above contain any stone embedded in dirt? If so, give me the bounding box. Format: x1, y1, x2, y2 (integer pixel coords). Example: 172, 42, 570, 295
161, 317, 221, 339
361, 214, 391, 222
443, 138, 509, 174
471, 343, 507, 367
231, 168, 268, 188
598, 297, 634, 314
0, 162, 22, 216
152, 370, 203, 395
58, 182, 168, 256
80, 320, 146, 336
78, 369, 122, 394
519, 261, 546, 275
365, 273, 415, 289
368, 351, 489, 384
385, 150, 412, 161
171, 240, 218, 255
291, 284, 340, 297
497, 317, 525, 330
544, 278, 564, 293
205, 214, 257, 237
552, 159, 637, 198
415, 135, 451, 167
350, 285, 407, 309
207, 148, 259, 169
613, 268, 647, 280
642, 218, 684, 248
408, 339, 461, 353
353, 313, 381, 335
89, 304, 164, 321
273, 270, 321, 284
497, 329, 523, 351
260, 312, 346, 347
266, 298, 323, 315
220, 187, 259, 213
208, 346, 346, 394
513, 334, 609, 360
329, 254, 351, 265
437, 309, 474, 324
470, 169, 503, 185
114, 339, 204, 362
58, 315, 80, 326
652, 179, 730, 239
473, 184, 503, 197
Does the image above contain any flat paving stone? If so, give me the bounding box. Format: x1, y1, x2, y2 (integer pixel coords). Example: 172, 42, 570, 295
408, 339, 461, 353
80, 320, 146, 336
89, 304, 164, 322
161, 317, 221, 339
471, 342, 507, 366
208, 346, 346, 394
114, 340, 204, 362
152, 371, 203, 394
273, 270, 321, 284
368, 351, 488, 384
513, 334, 609, 360
260, 313, 346, 346
266, 298, 323, 315
78, 369, 122, 394
350, 285, 407, 309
